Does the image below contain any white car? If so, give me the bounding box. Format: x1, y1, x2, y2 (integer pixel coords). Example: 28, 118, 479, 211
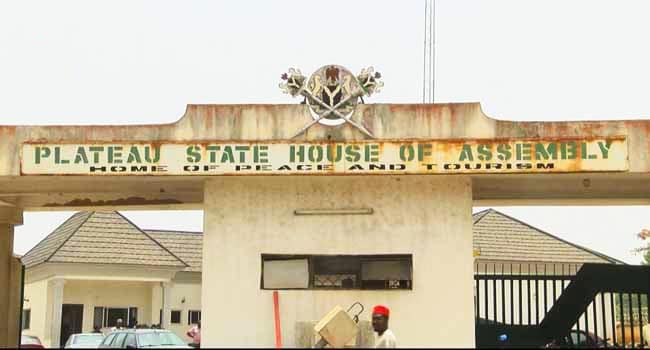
64, 333, 106, 349
98, 329, 191, 349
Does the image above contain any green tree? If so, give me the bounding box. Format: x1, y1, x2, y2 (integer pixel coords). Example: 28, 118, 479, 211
622, 229, 648, 325
614, 230, 649, 321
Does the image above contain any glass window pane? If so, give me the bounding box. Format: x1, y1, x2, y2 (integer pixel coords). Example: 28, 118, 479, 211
74, 334, 104, 346
171, 310, 181, 324
111, 333, 127, 348
128, 307, 138, 328
361, 260, 411, 280
102, 334, 115, 346
263, 259, 309, 289
313, 256, 359, 274
138, 331, 186, 346
22, 309, 31, 330
93, 307, 103, 330
106, 308, 128, 327
188, 310, 201, 325
124, 334, 137, 347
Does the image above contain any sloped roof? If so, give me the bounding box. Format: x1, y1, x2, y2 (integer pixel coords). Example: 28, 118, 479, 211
23, 209, 621, 271
473, 209, 623, 264
146, 230, 202, 272
473, 209, 491, 224
22, 211, 188, 269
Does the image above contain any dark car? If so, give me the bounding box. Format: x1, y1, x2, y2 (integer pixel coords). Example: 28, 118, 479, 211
98, 329, 191, 349
545, 330, 609, 348
21, 335, 45, 349
475, 318, 546, 348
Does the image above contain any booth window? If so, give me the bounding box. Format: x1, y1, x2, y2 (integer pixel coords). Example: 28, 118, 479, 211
188, 310, 201, 325
171, 310, 181, 324
261, 254, 412, 290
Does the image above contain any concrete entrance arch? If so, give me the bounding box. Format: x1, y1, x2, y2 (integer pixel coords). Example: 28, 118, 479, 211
1, 102, 649, 347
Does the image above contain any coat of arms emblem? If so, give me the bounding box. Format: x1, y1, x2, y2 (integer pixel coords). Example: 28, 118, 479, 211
280, 65, 383, 137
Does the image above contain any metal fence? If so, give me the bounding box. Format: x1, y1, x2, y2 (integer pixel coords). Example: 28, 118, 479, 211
474, 262, 650, 348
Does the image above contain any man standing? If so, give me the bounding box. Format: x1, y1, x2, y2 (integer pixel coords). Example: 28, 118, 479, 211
110, 318, 125, 332
372, 305, 397, 348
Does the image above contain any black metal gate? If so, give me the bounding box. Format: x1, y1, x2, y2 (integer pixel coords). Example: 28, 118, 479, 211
474, 263, 650, 348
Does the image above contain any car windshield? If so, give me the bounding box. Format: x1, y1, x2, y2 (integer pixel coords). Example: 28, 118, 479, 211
570, 331, 593, 346
137, 332, 186, 347
73, 334, 105, 345
21, 335, 41, 345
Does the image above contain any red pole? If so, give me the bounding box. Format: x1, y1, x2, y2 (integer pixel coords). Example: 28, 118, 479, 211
273, 291, 282, 348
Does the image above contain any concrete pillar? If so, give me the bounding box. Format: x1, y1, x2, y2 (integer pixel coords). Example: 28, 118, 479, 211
0, 208, 22, 348
7, 256, 22, 348
48, 278, 65, 348
201, 176, 475, 347
161, 282, 173, 330
151, 283, 162, 326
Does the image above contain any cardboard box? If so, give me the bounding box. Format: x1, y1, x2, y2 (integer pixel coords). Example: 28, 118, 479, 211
314, 306, 359, 348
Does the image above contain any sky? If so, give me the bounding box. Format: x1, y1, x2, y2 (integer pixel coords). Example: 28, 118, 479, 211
1, 0, 649, 263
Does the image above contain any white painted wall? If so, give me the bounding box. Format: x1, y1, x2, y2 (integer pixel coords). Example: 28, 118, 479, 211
23, 278, 63, 348
149, 275, 202, 342
201, 175, 475, 347
62, 280, 154, 332
154, 279, 202, 342
23, 279, 49, 345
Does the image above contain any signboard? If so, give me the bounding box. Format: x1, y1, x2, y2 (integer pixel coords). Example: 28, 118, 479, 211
21, 137, 628, 176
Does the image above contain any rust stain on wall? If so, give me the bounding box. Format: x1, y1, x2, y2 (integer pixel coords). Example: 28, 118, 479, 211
43, 197, 183, 207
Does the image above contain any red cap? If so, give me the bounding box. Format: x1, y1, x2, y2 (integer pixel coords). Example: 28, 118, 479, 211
372, 305, 390, 317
